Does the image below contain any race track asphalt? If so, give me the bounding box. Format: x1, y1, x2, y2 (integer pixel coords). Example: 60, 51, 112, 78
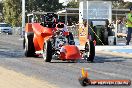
0, 34, 132, 88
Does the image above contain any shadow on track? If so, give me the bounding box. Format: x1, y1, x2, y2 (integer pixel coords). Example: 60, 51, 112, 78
93, 56, 126, 63
0, 50, 24, 58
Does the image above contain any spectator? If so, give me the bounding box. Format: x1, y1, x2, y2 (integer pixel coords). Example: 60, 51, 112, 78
126, 7, 132, 45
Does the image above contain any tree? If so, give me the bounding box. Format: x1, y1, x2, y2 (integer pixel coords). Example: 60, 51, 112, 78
0, 3, 3, 22
66, 0, 79, 25
0, 3, 3, 13
66, 0, 132, 9
26, 0, 36, 12
3, 0, 63, 26
3, 0, 21, 26
112, 0, 132, 9
26, 0, 64, 13
66, 0, 79, 8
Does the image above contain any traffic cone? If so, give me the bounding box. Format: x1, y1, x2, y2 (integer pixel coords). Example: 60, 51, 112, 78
81, 68, 88, 78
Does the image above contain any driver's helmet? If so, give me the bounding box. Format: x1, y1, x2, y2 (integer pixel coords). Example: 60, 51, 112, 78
48, 13, 53, 18
45, 13, 56, 22
55, 22, 64, 31
56, 22, 64, 28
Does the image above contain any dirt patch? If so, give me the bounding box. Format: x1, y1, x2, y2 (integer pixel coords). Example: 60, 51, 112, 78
0, 66, 59, 88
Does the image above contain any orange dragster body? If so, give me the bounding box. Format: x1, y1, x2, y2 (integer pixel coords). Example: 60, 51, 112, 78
24, 13, 95, 62
24, 14, 81, 62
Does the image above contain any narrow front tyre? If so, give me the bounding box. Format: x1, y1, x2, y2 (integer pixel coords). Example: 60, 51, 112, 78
84, 40, 95, 62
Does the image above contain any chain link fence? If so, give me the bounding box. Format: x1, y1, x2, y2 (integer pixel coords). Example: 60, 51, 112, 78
67, 24, 79, 39
12, 27, 22, 35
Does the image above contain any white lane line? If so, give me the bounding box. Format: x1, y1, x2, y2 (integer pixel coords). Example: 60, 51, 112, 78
19, 38, 24, 41
65, 63, 129, 79
85, 68, 130, 79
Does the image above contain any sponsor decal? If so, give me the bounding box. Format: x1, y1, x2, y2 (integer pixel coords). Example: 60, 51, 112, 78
79, 68, 131, 86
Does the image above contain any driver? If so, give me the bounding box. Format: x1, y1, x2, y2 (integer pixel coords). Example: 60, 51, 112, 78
56, 22, 75, 44
56, 22, 75, 59
56, 22, 68, 33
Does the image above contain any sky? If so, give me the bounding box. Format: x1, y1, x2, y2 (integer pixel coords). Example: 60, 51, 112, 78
59, 0, 70, 5
124, 0, 132, 2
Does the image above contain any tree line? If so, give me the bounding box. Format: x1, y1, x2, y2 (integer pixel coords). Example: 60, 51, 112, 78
2, 0, 64, 26
0, 0, 132, 26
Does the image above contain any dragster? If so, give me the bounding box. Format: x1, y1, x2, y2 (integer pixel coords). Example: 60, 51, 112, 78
23, 13, 95, 62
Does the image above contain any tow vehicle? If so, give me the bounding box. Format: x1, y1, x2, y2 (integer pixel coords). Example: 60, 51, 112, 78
23, 12, 95, 62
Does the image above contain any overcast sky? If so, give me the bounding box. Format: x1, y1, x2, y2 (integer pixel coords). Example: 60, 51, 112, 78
59, 0, 70, 5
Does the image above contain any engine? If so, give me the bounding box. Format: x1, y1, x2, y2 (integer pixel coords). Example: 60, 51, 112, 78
54, 30, 68, 50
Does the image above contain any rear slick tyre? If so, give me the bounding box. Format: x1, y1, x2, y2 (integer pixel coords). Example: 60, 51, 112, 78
24, 32, 35, 57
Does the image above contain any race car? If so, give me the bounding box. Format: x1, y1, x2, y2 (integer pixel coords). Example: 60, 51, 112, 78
23, 13, 95, 62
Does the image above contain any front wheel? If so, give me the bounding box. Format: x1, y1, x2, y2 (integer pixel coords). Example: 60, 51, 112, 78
43, 40, 52, 62
84, 40, 95, 62
67, 32, 75, 45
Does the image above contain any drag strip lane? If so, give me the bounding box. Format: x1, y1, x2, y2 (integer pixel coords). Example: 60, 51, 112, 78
0, 55, 131, 88
0, 66, 59, 88
0, 35, 132, 88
